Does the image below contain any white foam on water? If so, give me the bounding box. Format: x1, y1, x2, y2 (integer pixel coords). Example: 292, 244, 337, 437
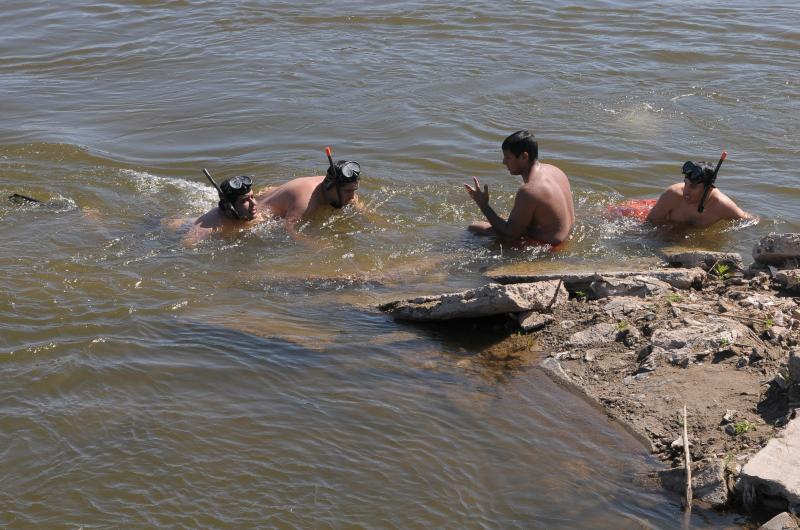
119, 169, 216, 213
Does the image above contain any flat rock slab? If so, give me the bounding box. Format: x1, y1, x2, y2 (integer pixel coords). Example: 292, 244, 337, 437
590, 275, 672, 299
488, 268, 704, 291
739, 417, 800, 512
663, 249, 744, 271
568, 322, 619, 348
378, 280, 567, 321
603, 297, 655, 318
753, 233, 800, 266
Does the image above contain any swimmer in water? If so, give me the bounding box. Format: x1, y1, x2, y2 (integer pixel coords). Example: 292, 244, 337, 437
646, 153, 755, 228
183, 173, 260, 245
254, 147, 362, 238
464, 129, 575, 246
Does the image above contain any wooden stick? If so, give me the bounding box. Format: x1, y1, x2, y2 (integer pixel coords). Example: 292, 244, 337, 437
683, 404, 693, 511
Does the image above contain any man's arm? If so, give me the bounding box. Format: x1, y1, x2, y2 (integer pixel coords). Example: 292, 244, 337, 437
712, 192, 755, 221
645, 188, 678, 224
464, 177, 534, 241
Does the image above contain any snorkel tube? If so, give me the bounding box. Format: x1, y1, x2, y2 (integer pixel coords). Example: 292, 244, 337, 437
203, 168, 242, 220
697, 151, 727, 214
325, 146, 344, 208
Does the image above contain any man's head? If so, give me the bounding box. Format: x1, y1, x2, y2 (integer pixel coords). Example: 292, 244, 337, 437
501, 130, 538, 175
219, 175, 257, 220
681, 161, 715, 204
323, 160, 361, 208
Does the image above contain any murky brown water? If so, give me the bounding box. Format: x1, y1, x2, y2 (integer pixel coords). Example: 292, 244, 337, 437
2, 1, 798, 528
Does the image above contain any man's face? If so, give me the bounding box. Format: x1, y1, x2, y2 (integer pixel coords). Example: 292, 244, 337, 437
330, 182, 359, 208
502, 149, 526, 175
233, 191, 257, 220
682, 179, 705, 204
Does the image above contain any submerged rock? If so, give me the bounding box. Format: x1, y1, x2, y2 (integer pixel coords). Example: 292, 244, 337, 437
753, 233, 800, 267
378, 280, 568, 321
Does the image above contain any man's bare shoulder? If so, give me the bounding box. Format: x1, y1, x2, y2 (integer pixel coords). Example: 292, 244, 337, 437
661, 183, 684, 199
193, 208, 223, 228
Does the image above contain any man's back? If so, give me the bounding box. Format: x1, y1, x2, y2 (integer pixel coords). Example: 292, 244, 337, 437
519, 162, 574, 244
256, 175, 325, 221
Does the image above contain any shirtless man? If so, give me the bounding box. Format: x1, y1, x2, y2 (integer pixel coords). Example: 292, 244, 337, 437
255, 158, 361, 237
183, 174, 259, 244
646, 158, 754, 227
464, 129, 574, 246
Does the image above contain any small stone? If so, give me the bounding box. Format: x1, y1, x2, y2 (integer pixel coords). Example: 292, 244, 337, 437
736, 356, 748, 369
721, 410, 737, 424
584, 351, 595, 362
725, 424, 737, 436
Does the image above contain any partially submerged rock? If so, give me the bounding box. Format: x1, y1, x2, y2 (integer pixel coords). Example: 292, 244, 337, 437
753, 233, 800, 267
738, 417, 800, 514
663, 249, 744, 272
378, 280, 567, 321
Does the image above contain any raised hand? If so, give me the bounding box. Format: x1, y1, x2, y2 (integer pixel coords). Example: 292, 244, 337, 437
464, 176, 489, 209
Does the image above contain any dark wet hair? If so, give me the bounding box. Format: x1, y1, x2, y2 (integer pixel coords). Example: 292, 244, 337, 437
681, 161, 716, 185
502, 130, 538, 161
324, 160, 360, 190
219, 176, 252, 203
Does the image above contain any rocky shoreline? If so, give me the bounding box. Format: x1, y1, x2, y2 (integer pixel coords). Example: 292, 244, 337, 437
379, 233, 800, 527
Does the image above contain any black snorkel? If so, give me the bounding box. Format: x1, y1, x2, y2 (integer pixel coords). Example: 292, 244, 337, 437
8, 193, 42, 204
324, 146, 344, 208
697, 151, 727, 214
203, 168, 244, 220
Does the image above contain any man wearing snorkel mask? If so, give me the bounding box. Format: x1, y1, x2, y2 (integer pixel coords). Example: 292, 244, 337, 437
255, 152, 361, 237
646, 157, 754, 228
184, 174, 260, 244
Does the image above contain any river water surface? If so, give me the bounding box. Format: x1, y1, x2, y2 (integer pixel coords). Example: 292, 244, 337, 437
2, 2, 798, 528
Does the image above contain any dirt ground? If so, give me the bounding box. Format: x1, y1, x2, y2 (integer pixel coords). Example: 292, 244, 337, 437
474, 273, 800, 472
